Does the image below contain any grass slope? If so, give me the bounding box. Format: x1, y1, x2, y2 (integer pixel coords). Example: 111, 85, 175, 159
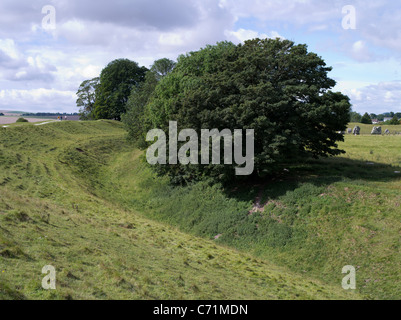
0, 121, 355, 300
97, 127, 401, 299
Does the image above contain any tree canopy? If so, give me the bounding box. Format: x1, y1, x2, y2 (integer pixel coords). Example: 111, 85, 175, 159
76, 77, 99, 120
132, 38, 351, 183
123, 58, 176, 146
387, 116, 401, 125
361, 112, 373, 124
350, 111, 362, 123
93, 59, 148, 120
150, 58, 177, 80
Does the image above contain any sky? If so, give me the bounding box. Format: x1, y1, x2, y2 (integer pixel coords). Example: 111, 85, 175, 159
0, 0, 401, 114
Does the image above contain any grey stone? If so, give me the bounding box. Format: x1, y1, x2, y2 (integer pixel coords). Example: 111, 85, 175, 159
385, 129, 390, 135
353, 126, 361, 135
371, 126, 382, 135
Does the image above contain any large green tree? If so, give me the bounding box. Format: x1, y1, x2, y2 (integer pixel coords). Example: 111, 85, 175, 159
141, 39, 351, 183
122, 71, 159, 146
150, 58, 177, 80
350, 111, 362, 123
76, 77, 99, 120
94, 59, 148, 120
123, 58, 176, 145
361, 112, 373, 124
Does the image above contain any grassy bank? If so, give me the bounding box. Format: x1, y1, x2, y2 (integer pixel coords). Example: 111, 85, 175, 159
97, 130, 401, 299
0, 121, 355, 300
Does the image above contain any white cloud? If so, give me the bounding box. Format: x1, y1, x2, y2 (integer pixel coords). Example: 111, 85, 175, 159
225, 28, 284, 43
78, 65, 102, 79
220, 0, 401, 61
341, 81, 401, 114
350, 40, 373, 62
309, 24, 329, 32
0, 88, 76, 112
219, 0, 340, 26
0, 38, 57, 83
0, 0, 400, 114
0, 39, 19, 59
0, 0, 238, 112
159, 33, 185, 47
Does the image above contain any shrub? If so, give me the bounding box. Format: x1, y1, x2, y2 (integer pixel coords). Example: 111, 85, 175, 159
16, 118, 28, 123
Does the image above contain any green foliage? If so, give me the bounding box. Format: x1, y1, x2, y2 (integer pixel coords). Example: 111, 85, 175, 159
0, 113, 4, 116
350, 111, 362, 123
361, 112, 372, 124
94, 59, 148, 120
387, 116, 400, 125
142, 39, 351, 183
122, 71, 158, 146
16, 118, 28, 123
76, 77, 99, 120
375, 112, 401, 122
150, 58, 176, 81
123, 59, 176, 146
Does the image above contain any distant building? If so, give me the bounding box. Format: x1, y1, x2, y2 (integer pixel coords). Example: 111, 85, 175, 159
372, 119, 379, 124
383, 117, 393, 122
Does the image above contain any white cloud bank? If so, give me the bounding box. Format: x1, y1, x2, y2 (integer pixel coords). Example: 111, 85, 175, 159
0, 0, 401, 113
339, 81, 401, 114
0, 88, 76, 112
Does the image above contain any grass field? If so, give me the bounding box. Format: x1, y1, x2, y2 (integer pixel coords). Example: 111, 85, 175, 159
0, 121, 358, 300
96, 131, 401, 300
1, 120, 400, 300
348, 122, 401, 135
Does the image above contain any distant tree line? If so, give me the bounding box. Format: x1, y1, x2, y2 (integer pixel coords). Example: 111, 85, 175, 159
22, 112, 79, 117
350, 111, 401, 125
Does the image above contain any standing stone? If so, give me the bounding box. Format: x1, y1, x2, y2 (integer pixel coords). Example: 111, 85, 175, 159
353, 126, 361, 135
371, 126, 382, 135
385, 129, 390, 135
347, 128, 352, 134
